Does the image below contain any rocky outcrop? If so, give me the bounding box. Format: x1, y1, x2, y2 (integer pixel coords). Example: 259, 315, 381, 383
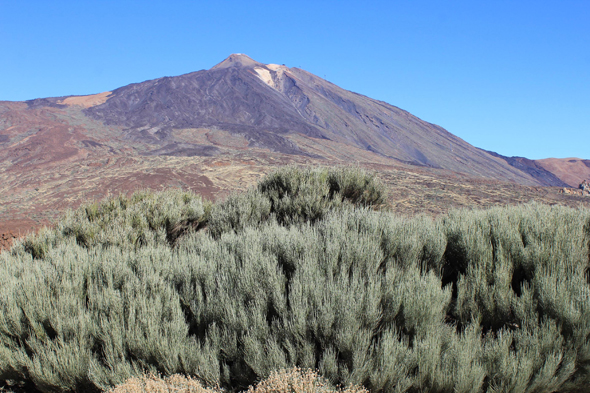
559, 182, 590, 196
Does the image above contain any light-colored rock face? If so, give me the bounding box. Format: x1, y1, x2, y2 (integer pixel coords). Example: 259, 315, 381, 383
58, 92, 112, 108
253, 67, 276, 89
266, 64, 288, 71
253, 65, 294, 94
212, 55, 296, 95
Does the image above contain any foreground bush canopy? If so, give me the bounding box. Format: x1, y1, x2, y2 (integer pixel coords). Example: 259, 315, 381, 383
1, 166, 589, 393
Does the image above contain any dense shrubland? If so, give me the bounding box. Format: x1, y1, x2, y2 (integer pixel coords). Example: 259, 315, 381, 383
0, 166, 589, 393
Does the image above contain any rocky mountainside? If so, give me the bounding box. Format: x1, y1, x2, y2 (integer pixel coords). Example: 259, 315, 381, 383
1, 54, 588, 246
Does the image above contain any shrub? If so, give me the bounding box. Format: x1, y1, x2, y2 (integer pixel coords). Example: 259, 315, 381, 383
13, 189, 211, 257
1, 168, 589, 393
208, 166, 387, 237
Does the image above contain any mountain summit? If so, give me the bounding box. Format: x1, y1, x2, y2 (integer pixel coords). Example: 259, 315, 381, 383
211, 53, 266, 69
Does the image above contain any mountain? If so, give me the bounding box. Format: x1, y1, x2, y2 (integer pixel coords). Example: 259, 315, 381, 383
0, 54, 588, 245
9, 53, 570, 186
78, 54, 541, 184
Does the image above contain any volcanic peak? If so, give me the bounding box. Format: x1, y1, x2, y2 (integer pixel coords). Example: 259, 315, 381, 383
211, 53, 265, 70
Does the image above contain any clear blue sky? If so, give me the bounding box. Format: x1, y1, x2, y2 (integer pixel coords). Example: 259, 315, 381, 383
1, 0, 588, 159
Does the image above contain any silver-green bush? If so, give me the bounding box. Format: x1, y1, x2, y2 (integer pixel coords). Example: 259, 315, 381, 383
208, 166, 388, 238
17, 189, 211, 258
0, 168, 589, 393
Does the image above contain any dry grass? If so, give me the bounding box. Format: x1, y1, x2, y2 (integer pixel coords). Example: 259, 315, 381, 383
108, 373, 220, 393
108, 368, 368, 393
245, 368, 368, 393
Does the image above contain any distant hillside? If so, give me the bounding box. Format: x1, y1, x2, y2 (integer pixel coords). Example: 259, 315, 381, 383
534, 158, 590, 187
483, 150, 569, 187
